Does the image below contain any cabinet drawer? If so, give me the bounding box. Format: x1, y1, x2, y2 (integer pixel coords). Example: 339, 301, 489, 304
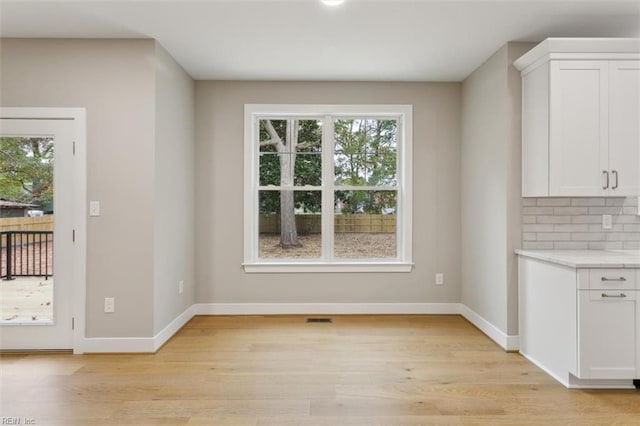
588, 289, 636, 301
586, 269, 636, 290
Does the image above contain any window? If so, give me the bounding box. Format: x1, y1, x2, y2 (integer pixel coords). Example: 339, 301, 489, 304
244, 104, 412, 272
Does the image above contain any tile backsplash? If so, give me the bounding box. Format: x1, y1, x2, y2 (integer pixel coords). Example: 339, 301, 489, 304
522, 197, 640, 250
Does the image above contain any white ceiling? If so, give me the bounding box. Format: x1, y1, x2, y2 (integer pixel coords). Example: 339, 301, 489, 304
1, 0, 639, 81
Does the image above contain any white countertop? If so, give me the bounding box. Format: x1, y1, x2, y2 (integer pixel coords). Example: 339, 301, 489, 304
515, 249, 640, 268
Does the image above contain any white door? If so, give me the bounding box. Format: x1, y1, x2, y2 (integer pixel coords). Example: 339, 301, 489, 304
609, 60, 640, 196
577, 290, 638, 379
0, 115, 81, 350
549, 60, 609, 196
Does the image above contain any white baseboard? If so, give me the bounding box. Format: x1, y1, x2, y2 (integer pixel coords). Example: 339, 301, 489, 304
81, 305, 195, 354
567, 374, 636, 389
79, 302, 520, 354
153, 304, 196, 352
521, 351, 635, 389
459, 305, 519, 351
193, 302, 462, 315
519, 351, 571, 388
81, 336, 155, 353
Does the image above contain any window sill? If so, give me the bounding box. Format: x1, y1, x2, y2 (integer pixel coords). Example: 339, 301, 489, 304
242, 262, 414, 273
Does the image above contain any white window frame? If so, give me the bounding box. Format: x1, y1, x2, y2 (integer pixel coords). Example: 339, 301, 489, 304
243, 104, 413, 273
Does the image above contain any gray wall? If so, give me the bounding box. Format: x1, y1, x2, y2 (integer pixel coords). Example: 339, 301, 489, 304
1, 38, 157, 337
1, 38, 196, 338
153, 44, 196, 334
461, 43, 533, 336
195, 81, 462, 304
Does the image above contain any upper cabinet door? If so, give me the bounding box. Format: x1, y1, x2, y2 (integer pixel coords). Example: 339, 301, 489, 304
609, 60, 640, 196
549, 61, 609, 196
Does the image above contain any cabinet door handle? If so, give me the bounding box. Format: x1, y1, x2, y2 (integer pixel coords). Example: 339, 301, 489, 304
602, 170, 609, 189
611, 170, 619, 190
601, 276, 627, 282
601, 293, 627, 298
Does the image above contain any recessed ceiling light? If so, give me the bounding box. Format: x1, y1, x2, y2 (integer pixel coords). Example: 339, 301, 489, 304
322, 0, 344, 6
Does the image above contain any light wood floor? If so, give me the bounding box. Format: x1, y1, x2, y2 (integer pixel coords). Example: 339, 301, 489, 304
1, 315, 639, 425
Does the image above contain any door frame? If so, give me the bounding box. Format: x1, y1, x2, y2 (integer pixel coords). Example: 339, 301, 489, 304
0, 107, 87, 354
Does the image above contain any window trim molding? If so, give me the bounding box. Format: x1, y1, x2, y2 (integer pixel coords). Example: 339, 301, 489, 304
244, 104, 413, 273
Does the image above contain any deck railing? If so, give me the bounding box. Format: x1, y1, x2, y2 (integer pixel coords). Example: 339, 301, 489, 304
1, 231, 53, 280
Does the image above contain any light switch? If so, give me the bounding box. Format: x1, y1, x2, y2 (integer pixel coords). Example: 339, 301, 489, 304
602, 214, 612, 230
89, 201, 100, 217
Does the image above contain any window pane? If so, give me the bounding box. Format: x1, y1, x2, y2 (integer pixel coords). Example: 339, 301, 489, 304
259, 119, 322, 187
294, 153, 321, 186
259, 153, 280, 186
334, 119, 397, 186
259, 190, 322, 259
0, 137, 55, 324
334, 190, 396, 258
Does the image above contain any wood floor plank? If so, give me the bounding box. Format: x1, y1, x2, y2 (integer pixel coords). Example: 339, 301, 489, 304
257, 416, 464, 426
2, 314, 639, 425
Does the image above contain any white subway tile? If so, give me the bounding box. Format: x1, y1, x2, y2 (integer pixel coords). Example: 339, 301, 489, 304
605, 233, 640, 241
537, 232, 571, 241
571, 233, 605, 241
537, 216, 571, 224
522, 241, 554, 249
589, 241, 623, 250
605, 198, 627, 206
571, 215, 602, 224
571, 198, 605, 207
521, 197, 639, 247
553, 224, 589, 232
523, 224, 554, 232
588, 206, 624, 215
554, 207, 589, 215
589, 224, 624, 232
522, 207, 554, 215
614, 215, 640, 224
537, 198, 571, 207
554, 241, 589, 250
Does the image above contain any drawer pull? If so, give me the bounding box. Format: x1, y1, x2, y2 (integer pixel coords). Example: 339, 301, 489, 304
601, 277, 627, 282
601, 293, 627, 298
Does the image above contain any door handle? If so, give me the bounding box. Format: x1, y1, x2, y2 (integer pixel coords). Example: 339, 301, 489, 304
602, 170, 609, 189
601, 276, 627, 282
611, 170, 618, 190
601, 293, 627, 298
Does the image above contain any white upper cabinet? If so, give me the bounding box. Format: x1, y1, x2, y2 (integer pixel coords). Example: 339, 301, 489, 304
609, 60, 640, 196
515, 38, 640, 197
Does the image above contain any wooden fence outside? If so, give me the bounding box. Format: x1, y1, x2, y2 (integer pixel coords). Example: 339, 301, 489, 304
0, 216, 54, 246
260, 214, 395, 234
0, 216, 54, 232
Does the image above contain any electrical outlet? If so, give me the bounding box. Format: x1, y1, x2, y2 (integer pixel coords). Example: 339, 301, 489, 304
179, 280, 184, 294
435, 273, 444, 285
602, 214, 613, 230
89, 201, 100, 217
104, 297, 115, 313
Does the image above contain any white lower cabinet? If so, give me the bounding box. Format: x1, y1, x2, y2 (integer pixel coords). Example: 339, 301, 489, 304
576, 290, 638, 379
518, 256, 639, 388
